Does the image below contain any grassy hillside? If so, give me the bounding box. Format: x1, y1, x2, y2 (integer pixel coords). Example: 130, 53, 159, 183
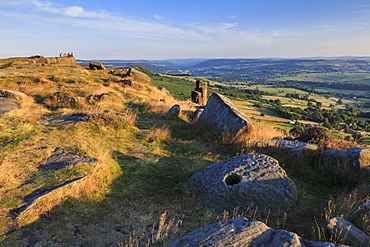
0, 59, 369, 246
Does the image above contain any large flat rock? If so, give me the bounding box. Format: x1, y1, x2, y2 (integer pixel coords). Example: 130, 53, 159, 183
187, 154, 297, 216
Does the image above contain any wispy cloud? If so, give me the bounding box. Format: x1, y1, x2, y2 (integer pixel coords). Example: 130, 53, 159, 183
31, 0, 109, 18
346, 9, 370, 14
154, 14, 162, 20
1, 0, 286, 46
229, 15, 239, 20
220, 22, 238, 28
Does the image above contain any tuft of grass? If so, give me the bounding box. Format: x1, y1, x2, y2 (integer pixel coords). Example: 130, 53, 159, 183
146, 125, 172, 143
325, 188, 370, 235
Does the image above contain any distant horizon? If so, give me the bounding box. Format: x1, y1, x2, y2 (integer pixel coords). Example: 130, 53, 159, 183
77, 55, 370, 60
3, 55, 370, 62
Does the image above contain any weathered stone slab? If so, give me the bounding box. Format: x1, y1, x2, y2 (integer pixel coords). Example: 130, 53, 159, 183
14, 176, 87, 228
10, 177, 84, 218
187, 154, 297, 216
168, 218, 345, 247
197, 93, 253, 137
321, 148, 370, 171
40, 148, 98, 170
269, 139, 319, 152
327, 217, 370, 247
40, 115, 87, 126
0, 98, 18, 114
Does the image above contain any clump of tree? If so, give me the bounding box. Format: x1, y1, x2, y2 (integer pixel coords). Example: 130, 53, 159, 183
290, 125, 356, 150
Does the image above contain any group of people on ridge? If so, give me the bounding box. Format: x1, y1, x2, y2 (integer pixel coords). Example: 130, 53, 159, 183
60, 52, 74, 57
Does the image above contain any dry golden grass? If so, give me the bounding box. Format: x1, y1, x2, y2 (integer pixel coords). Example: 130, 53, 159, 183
146, 125, 172, 143
325, 187, 370, 235
238, 122, 286, 144
1, 59, 369, 246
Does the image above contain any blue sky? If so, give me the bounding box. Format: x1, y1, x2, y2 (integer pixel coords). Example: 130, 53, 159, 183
0, 0, 369, 60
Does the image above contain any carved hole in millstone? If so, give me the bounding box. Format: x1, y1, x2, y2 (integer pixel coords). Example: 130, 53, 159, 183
225, 173, 241, 185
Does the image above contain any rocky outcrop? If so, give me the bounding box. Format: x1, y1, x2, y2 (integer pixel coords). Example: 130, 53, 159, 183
89, 61, 105, 70
168, 218, 345, 247
187, 154, 297, 216
122, 67, 151, 84
191, 80, 207, 106
321, 148, 370, 172
1, 56, 76, 67
40, 57, 76, 66
47, 92, 83, 106
327, 217, 370, 247
197, 93, 253, 137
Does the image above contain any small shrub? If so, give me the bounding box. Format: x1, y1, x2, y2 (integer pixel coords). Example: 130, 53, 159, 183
297, 126, 331, 144
296, 126, 355, 150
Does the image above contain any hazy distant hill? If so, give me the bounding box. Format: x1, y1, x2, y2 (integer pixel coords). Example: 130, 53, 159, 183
78, 57, 370, 82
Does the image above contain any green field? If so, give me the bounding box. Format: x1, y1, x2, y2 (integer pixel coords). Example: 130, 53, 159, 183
274, 72, 370, 84
317, 87, 370, 97
247, 85, 309, 95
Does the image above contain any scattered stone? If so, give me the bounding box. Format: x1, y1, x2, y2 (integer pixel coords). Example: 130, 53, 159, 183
198, 93, 254, 137
122, 80, 132, 86
47, 92, 82, 105
39, 148, 98, 170
321, 148, 370, 171
167, 104, 181, 117
40, 115, 87, 126
168, 218, 345, 247
89, 61, 105, 70
327, 217, 370, 247
191, 80, 207, 106
187, 154, 297, 216
86, 93, 112, 104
